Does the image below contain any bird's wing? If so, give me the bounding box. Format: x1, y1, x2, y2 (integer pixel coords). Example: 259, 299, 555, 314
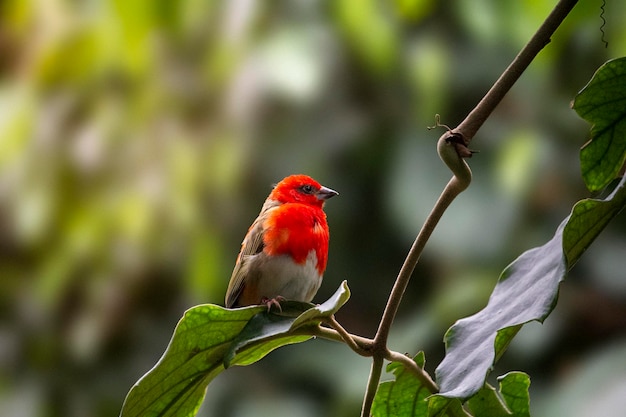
225, 202, 278, 307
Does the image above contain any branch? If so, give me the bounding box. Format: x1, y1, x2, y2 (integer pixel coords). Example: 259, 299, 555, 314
307, 325, 373, 355
358, 136, 471, 417
373, 135, 472, 350
324, 315, 372, 357
361, 356, 384, 416
457, 0, 579, 142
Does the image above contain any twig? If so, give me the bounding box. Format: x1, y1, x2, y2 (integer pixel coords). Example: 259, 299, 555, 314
306, 325, 373, 354
456, 0, 580, 142
361, 356, 384, 416
324, 315, 372, 357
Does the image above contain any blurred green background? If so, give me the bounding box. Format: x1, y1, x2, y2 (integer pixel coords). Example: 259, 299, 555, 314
1, 1, 626, 416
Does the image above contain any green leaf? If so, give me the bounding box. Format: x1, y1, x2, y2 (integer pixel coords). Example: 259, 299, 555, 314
427, 374, 530, 417
434, 221, 566, 399
120, 304, 265, 417
223, 305, 313, 368
466, 384, 511, 417
573, 57, 626, 191
427, 396, 469, 417
563, 176, 626, 267
225, 280, 351, 367
289, 279, 351, 329
372, 352, 430, 417
464, 372, 530, 417
120, 281, 350, 417
435, 176, 626, 399
498, 372, 530, 417
493, 325, 522, 363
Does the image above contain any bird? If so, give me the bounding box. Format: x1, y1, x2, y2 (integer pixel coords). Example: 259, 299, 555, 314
225, 174, 338, 309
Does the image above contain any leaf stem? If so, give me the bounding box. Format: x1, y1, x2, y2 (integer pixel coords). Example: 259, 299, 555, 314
309, 324, 438, 392
307, 325, 373, 354
324, 316, 372, 356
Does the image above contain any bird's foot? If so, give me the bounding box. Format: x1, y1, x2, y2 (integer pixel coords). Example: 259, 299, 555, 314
261, 296, 285, 313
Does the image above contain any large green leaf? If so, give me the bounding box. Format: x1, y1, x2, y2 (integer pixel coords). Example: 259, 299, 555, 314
120, 281, 350, 417
372, 353, 430, 417
465, 384, 511, 417
120, 304, 265, 417
497, 372, 530, 417
563, 177, 626, 266
372, 358, 525, 417
573, 57, 626, 192
435, 176, 626, 399
434, 221, 566, 399
443, 371, 530, 417
427, 396, 469, 417
225, 280, 352, 367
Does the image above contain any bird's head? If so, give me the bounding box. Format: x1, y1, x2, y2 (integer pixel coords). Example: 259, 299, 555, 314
269, 174, 338, 207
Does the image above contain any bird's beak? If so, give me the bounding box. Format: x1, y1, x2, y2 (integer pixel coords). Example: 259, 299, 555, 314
317, 186, 339, 200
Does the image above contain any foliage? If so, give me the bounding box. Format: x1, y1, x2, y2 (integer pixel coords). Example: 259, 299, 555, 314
121, 54, 626, 416
120, 283, 349, 417
437, 172, 626, 399
2, 2, 626, 417
573, 58, 626, 192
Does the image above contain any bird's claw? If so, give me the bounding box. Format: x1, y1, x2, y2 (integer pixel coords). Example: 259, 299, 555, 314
261, 296, 285, 313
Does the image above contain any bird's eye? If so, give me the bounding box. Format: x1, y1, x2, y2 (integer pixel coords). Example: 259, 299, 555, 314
300, 184, 315, 194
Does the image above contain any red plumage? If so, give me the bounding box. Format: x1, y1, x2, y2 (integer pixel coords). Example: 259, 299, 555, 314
225, 175, 338, 308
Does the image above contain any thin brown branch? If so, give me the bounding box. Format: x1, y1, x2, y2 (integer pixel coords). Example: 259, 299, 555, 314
306, 325, 373, 354
361, 356, 384, 417
324, 315, 372, 357
457, 0, 579, 142
373, 138, 472, 350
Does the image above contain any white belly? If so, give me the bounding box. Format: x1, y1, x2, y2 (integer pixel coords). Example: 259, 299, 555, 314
250, 249, 323, 302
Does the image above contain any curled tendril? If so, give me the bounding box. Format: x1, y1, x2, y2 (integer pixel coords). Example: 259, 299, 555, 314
600, 0, 608, 48
427, 114, 453, 131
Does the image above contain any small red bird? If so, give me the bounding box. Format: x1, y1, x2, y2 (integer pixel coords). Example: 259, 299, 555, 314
225, 174, 338, 308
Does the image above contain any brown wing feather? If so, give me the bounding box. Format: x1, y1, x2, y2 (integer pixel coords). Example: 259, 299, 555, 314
224, 200, 279, 307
